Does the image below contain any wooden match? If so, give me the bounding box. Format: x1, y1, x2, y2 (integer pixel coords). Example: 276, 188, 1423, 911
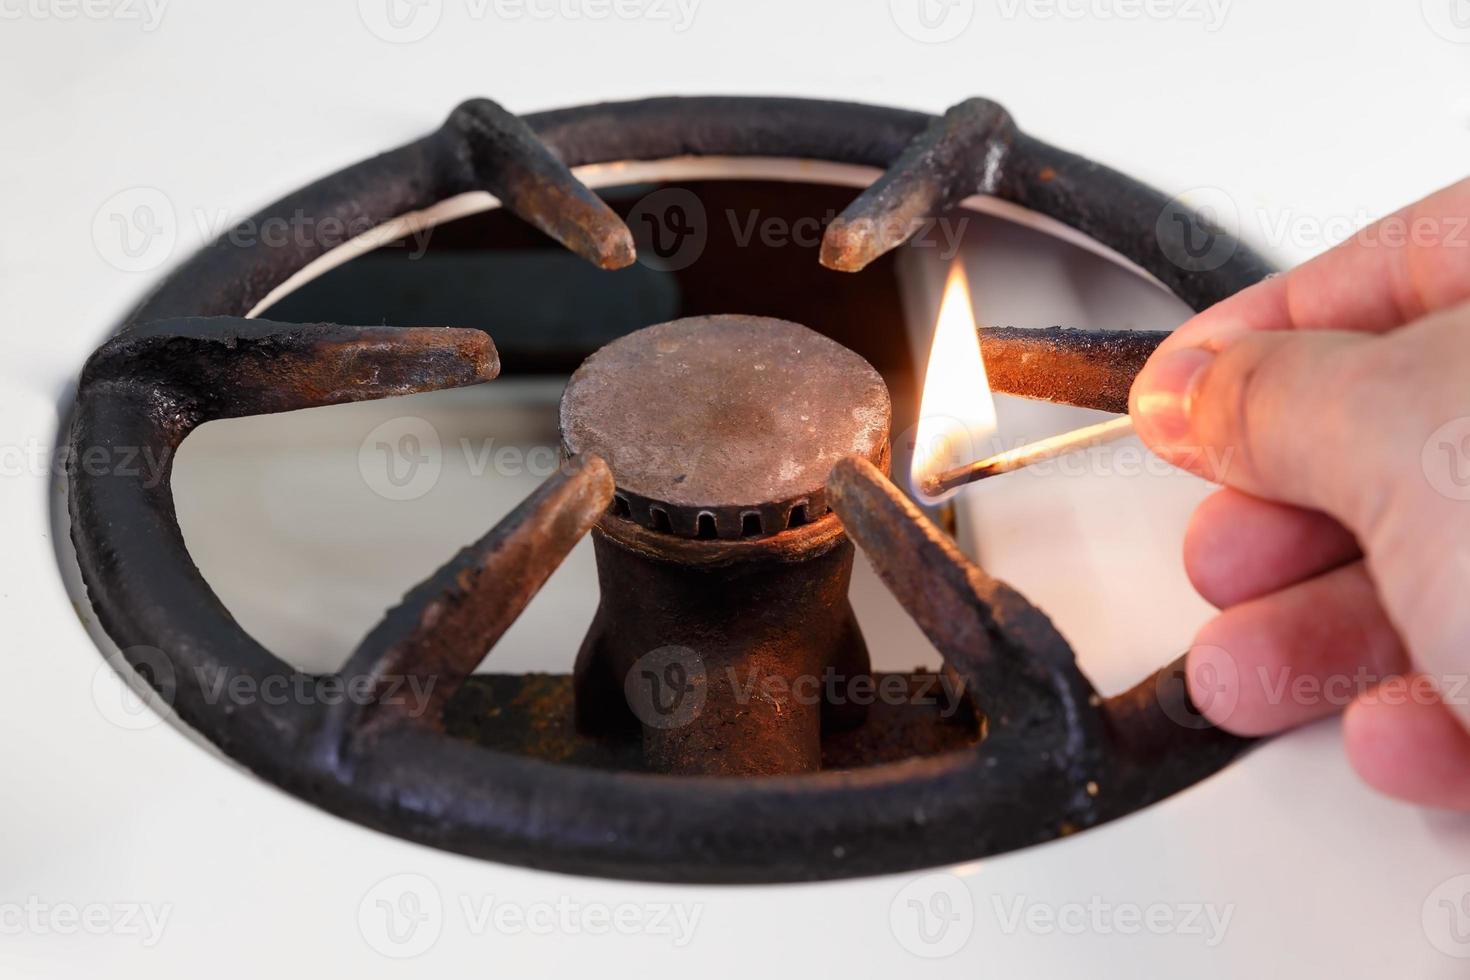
922, 416, 1136, 495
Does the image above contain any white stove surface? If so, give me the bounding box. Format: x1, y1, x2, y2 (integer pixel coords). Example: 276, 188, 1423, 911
4, 2, 1469, 976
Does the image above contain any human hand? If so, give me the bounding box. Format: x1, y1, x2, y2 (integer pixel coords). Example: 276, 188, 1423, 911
1129, 179, 1470, 808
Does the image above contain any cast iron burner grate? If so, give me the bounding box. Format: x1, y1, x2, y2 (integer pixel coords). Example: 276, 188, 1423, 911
66, 95, 1272, 883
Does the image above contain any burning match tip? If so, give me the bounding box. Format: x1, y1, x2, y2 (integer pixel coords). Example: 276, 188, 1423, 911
916, 470, 952, 499
926, 416, 1136, 493
920, 465, 992, 498
920, 471, 965, 497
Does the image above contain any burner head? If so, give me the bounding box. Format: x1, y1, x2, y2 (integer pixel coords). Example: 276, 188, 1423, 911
559, 315, 891, 540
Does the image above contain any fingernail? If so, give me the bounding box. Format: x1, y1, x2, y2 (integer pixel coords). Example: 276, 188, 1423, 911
1132, 346, 1215, 443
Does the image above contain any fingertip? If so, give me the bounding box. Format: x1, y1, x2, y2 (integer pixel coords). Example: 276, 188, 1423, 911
1182, 491, 1240, 605
1130, 345, 1216, 455
1344, 677, 1470, 810
1182, 490, 1359, 608
1185, 563, 1406, 737
1184, 636, 1253, 735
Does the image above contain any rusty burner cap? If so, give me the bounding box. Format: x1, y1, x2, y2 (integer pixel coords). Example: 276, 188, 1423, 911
559, 315, 891, 541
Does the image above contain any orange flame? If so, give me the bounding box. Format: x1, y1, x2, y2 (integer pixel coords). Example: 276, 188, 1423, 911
910, 263, 998, 502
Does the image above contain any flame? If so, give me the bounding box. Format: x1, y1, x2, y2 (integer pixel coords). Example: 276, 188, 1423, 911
910, 263, 998, 502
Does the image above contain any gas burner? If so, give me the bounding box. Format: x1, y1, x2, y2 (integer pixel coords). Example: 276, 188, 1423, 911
65, 95, 1272, 882
564, 314, 892, 776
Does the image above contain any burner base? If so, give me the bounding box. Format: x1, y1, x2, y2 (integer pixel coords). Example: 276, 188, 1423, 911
447, 672, 979, 771
571, 526, 877, 775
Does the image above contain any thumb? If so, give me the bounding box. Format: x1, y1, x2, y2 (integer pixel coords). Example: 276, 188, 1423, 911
1132, 305, 1470, 732
1128, 313, 1464, 538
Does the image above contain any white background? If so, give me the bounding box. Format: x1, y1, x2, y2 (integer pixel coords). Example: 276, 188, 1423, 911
2, 0, 1470, 976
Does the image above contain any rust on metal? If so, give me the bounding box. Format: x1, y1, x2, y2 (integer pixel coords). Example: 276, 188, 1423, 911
979, 325, 1165, 414
560, 315, 891, 540
442, 671, 978, 770
82, 316, 499, 428
332, 454, 615, 737
826, 455, 1103, 771
573, 525, 874, 776
821, 98, 1015, 272
1097, 654, 1258, 815
448, 98, 635, 270
565, 316, 893, 776
65, 94, 1270, 883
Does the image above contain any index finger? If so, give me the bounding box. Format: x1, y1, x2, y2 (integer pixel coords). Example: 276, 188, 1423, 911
1159, 176, 1470, 353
